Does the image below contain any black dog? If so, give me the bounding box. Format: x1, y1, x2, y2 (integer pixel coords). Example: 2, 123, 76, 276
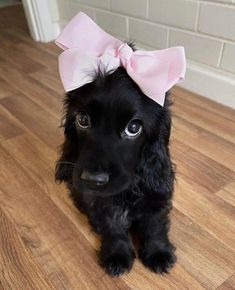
55, 63, 176, 276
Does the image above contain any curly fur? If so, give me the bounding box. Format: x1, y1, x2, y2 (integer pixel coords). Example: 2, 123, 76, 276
55, 61, 176, 276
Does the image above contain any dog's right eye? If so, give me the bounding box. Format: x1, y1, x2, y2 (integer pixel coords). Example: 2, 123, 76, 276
76, 112, 90, 129
121, 119, 143, 138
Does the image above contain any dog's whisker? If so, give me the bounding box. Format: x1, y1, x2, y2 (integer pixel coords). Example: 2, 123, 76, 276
57, 161, 76, 166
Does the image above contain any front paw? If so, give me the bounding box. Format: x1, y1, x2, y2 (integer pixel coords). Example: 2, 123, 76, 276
139, 249, 176, 274
100, 251, 135, 277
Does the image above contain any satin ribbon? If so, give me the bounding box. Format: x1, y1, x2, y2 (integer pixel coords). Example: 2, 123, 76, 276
55, 12, 186, 106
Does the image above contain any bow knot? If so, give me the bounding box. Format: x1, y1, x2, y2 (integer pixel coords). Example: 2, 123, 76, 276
118, 43, 133, 67
55, 12, 186, 106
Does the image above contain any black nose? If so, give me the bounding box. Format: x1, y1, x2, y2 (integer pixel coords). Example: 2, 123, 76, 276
80, 171, 109, 186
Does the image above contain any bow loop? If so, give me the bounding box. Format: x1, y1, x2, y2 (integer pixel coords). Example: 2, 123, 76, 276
55, 12, 186, 106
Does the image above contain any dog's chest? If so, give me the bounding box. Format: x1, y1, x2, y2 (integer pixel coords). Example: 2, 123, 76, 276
81, 191, 144, 226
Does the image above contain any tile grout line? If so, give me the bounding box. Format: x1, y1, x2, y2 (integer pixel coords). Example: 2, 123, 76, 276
217, 42, 225, 67
166, 28, 170, 48
126, 16, 129, 39
195, 2, 201, 32
146, 0, 149, 19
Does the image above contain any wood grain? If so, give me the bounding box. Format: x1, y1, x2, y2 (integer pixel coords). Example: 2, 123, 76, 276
171, 139, 235, 193
172, 116, 235, 171
0, 106, 25, 140
0, 62, 62, 118
0, 77, 17, 99
217, 274, 235, 290
216, 182, 235, 207
172, 93, 235, 144
171, 87, 235, 122
0, 205, 56, 290
30, 68, 63, 94
0, 4, 234, 290
0, 93, 62, 149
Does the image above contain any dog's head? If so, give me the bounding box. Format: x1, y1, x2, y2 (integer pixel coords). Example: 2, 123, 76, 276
56, 67, 174, 198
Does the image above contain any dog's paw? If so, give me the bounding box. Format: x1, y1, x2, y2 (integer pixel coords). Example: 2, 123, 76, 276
100, 252, 134, 277
139, 249, 176, 274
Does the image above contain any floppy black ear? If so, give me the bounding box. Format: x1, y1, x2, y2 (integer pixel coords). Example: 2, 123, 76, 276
55, 95, 78, 184
55, 139, 74, 184
137, 106, 175, 200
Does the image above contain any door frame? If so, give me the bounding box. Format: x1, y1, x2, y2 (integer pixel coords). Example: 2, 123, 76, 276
22, 0, 60, 42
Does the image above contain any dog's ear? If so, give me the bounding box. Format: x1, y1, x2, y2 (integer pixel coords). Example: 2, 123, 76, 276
137, 105, 175, 199
55, 139, 74, 184
55, 96, 78, 184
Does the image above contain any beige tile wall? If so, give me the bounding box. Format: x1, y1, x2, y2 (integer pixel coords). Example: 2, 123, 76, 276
57, 0, 235, 108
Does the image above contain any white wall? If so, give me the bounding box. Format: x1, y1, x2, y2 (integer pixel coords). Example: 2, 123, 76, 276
56, 0, 235, 108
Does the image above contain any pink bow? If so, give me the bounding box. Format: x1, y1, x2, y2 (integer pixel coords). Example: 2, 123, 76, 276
55, 12, 186, 106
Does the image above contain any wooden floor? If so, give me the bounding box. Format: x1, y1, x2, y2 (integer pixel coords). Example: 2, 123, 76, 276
0, 5, 235, 290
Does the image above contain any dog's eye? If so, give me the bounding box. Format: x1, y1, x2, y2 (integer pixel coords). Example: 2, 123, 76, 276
76, 112, 90, 129
123, 119, 142, 138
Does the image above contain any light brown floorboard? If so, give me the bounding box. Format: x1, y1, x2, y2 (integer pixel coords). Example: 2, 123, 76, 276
0, 62, 62, 118
172, 116, 235, 171
171, 87, 235, 122
172, 94, 235, 144
0, 205, 57, 290
217, 274, 235, 290
215, 182, 235, 207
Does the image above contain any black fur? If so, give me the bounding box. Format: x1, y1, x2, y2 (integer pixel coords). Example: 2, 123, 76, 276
55, 64, 176, 276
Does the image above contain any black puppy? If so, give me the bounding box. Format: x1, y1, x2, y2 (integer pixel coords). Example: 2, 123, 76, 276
55, 64, 176, 276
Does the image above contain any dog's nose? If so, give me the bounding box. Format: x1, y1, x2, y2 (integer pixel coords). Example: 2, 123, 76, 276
80, 171, 109, 186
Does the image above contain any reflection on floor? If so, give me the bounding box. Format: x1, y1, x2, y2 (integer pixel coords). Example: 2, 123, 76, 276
0, 0, 20, 8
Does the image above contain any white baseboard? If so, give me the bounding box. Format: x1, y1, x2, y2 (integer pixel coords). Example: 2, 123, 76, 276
179, 60, 235, 109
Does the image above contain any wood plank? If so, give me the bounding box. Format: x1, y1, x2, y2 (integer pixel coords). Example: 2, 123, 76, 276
0, 5, 28, 31
0, 42, 46, 74
1, 184, 75, 290
0, 105, 25, 140
0, 205, 56, 290
174, 177, 235, 251
172, 116, 235, 172
0, 144, 130, 290
122, 262, 206, 290
1, 132, 97, 248
0, 77, 17, 99
0, 94, 62, 150
0, 27, 61, 57
0, 62, 62, 118
173, 94, 235, 144
171, 209, 235, 289
171, 139, 235, 194
216, 182, 235, 207
17, 42, 58, 70
30, 68, 63, 94
172, 87, 235, 123
217, 274, 235, 290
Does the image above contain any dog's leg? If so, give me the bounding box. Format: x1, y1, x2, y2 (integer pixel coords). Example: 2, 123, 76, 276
93, 206, 135, 276
137, 204, 176, 274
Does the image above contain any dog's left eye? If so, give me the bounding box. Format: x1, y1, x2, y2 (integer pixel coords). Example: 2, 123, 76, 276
123, 119, 143, 138
76, 111, 90, 129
